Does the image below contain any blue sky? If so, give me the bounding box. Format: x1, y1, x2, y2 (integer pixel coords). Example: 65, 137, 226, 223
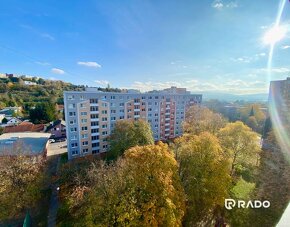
1, 0, 290, 94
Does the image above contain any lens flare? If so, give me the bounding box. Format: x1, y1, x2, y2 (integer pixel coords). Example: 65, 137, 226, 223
266, 0, 290, 159
263, 25, 287, 45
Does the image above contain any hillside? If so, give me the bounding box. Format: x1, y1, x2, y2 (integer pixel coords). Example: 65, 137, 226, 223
0, 75, 85, 114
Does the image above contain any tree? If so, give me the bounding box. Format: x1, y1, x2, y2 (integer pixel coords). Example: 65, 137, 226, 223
58, 143, 186, 226
1, 118, 8, 124
0, 127, 3, 135
29, 102, 57, 124
174, 132, 231, 226
107, 119, 154, 160
0, 144, 45, 222
218, 121, 261, 176
183, 105, 226, 136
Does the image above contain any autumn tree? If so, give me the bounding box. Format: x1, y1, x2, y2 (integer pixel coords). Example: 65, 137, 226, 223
58, 143, 186, 227
238, 104, 266, 133
183, 105, 226, 135
174, 132, 231, 226
0, 145, 45, 222
218, 121, 261, 176
107, 119, 154, 160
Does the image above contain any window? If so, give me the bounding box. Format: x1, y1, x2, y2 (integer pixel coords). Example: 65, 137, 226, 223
68, 103, 75, 109
120, 109, 124, 113
71, 135, 77, 140
90, 98, 98, 103
92, 142, 100, 147
111, 116, 116, 121
91, 114, 99, 119
80, 103, 85, 108
102, 117, 107, 121
111, 110, 116, 114
90, 106, 98, 111
68, 95, 74, 100
92, 135, 99, 140
81, 112, 87, 116
81, 134, 88, 139
70, 127, 77, 132
71, 142, 78, 148
80, 95, 85, 100
91, 128, 99, 133
81, 126, 88, 131
102, 131, 108, 135
81, 119, 87, 123
102, 110, 107, 114
111, 96, 116, 100
102, 103, 107, 107
92, 149, 100, 154
102, 124, 107, 129
72, 150, 78, 155
120, 103, 124, 107
83, 148, 88, 153
91, 121, 99, 126
119, 116, 124, 119
69, 112, 76, 116
155, 96, 159, 99
82, 141, 88, 146
69, 120, 76, 125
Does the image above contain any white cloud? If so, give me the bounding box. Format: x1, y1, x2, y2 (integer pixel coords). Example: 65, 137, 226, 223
281, 45, 290, 49
126, 79, 267, 95
212, 1, 237, 10
94, 80, 109, 86
35, 61, 50, 66
212, 0, 223, 9
51, 68, 65, 74
255, 67, 290, 74
78, 61, 102, 68
226, 2, 238, 8
41, 33, 55, 41
231, 53, 266, 63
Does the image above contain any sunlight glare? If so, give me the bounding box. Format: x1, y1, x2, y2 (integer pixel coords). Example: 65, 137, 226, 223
263, 25, 287, 45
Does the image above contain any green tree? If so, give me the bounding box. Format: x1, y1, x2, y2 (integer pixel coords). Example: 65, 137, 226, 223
218, 121, 261, 176
29, 102, 57, 124
1, 118, 8, 124
183, 105, 227, 135
174, 132, 231, 226
107, 119, 154, 160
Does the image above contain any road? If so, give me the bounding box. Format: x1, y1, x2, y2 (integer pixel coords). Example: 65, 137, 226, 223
46, 141, 67, 227
47, 141, 67, 156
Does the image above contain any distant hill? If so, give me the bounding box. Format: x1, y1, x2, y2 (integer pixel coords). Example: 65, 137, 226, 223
200, 92, 268, 102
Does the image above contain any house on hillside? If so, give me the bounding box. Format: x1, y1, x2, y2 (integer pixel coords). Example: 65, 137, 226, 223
6, 117, 22, 126
45, 120, 66, 138
0, 107, 22, 117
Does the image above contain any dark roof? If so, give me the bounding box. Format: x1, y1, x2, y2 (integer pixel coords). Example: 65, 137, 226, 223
45, 119, 65, 132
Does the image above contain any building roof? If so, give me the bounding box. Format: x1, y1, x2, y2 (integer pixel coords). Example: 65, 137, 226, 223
0, 132, 50, 156
3, 122, 45, 133
45, 119, 66, 132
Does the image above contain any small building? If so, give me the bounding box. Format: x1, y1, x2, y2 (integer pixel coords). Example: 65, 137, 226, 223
6, 117, 22, 126
0, 107, 22, 117
0, 132, 50, 159
24, 81, 37, 86
46, 120, 66, 138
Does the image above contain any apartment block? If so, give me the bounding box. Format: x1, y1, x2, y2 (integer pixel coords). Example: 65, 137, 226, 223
268, 77, 290, 137
64, 86, 202, 159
